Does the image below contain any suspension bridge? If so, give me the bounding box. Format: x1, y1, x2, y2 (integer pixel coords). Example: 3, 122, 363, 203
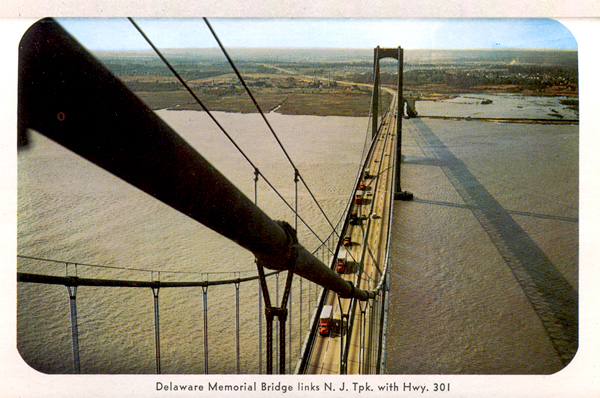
16, 18, 578, 377
17, 18, 411, 375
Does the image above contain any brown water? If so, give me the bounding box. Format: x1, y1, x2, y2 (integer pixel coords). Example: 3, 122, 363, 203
387, 114, 578, 374
17, 94, 579, 375
17, 110, 369, 374
416, 93, 578, 121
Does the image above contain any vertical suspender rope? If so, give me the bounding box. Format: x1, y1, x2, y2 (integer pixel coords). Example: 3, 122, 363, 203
288, 281, 292, 372
337, 295, 345, 375
298, 278, 303, 354
291, 168, 298, 372
258, 281, 263, 374
359, 299, 367, 374
203, 18, 340, 240
371, 295, 380, 373
265, 308, 274, 374
279, 271, 294, 374
254, 168, 264, 374
151, 271, 161, 374
235, 279, 240, 374
364, 298, 374, 374
256, 265, 273, 374
295, 168, 302, 363
202, 284, 209, 374
152, 286, 161, 374
275, 272, 279, 369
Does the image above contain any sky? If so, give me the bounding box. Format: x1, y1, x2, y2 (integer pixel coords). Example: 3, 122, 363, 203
56, 18, 577, 51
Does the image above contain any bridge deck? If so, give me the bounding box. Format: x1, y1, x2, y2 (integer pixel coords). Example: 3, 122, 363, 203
305, 93, 398, 374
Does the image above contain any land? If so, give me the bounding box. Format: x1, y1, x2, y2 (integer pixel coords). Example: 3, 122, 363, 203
96, 48, 578, 118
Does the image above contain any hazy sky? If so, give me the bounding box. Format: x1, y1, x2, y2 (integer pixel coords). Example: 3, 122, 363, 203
57, 18, 577, 51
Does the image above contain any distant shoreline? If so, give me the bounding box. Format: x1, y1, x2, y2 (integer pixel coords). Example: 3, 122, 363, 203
159, 106, 579, 125
417, 115, 578, 125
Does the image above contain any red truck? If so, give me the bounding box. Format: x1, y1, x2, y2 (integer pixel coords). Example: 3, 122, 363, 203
355, 190, 364, 205
336, 248, 347, 274
319, 305, 333, 336
343, 235, 351, 246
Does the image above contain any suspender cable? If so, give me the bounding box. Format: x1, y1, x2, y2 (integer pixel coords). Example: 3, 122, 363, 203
128, 18, 332, 253
202, 285, 209, 374
258, 281, 263, 374
204, 18, 340, 239
235, 280, 240, 374
21, 18, 373, 305
152, 286, 161, 374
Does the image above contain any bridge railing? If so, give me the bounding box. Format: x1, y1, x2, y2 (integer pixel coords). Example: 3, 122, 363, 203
17, 254, 332, 374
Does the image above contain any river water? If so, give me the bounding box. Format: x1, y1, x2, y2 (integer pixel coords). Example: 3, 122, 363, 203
416, 93, 578, 121
17, 110, 370, 374
17, 93, 578, 374
387, 95, 578, 374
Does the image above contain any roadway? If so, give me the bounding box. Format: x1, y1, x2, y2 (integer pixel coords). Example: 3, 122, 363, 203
305, 91, 398, 374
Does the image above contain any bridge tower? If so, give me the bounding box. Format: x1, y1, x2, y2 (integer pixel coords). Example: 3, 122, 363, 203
371, 46, 413, 201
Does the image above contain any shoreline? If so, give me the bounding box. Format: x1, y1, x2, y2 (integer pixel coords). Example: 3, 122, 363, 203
417, 115, 579, 125
159, 107, 579, 125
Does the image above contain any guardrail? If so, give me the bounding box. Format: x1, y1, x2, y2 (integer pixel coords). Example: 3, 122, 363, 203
17, 264, 282, 374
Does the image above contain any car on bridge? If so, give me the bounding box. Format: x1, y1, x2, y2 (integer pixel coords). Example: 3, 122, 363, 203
319, 305, 333, 336
337, 248, 348, 274
355, 190, 364, 205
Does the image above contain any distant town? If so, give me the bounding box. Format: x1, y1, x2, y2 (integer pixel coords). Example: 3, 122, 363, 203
95, 48, 578, 117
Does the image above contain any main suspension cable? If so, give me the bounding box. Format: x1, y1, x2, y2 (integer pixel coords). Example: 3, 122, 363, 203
127, 18, 332, 251
203, 17, 340, 238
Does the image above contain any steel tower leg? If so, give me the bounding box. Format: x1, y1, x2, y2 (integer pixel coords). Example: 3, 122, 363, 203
372, 47, 380, 139
392, 46, 413, 201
